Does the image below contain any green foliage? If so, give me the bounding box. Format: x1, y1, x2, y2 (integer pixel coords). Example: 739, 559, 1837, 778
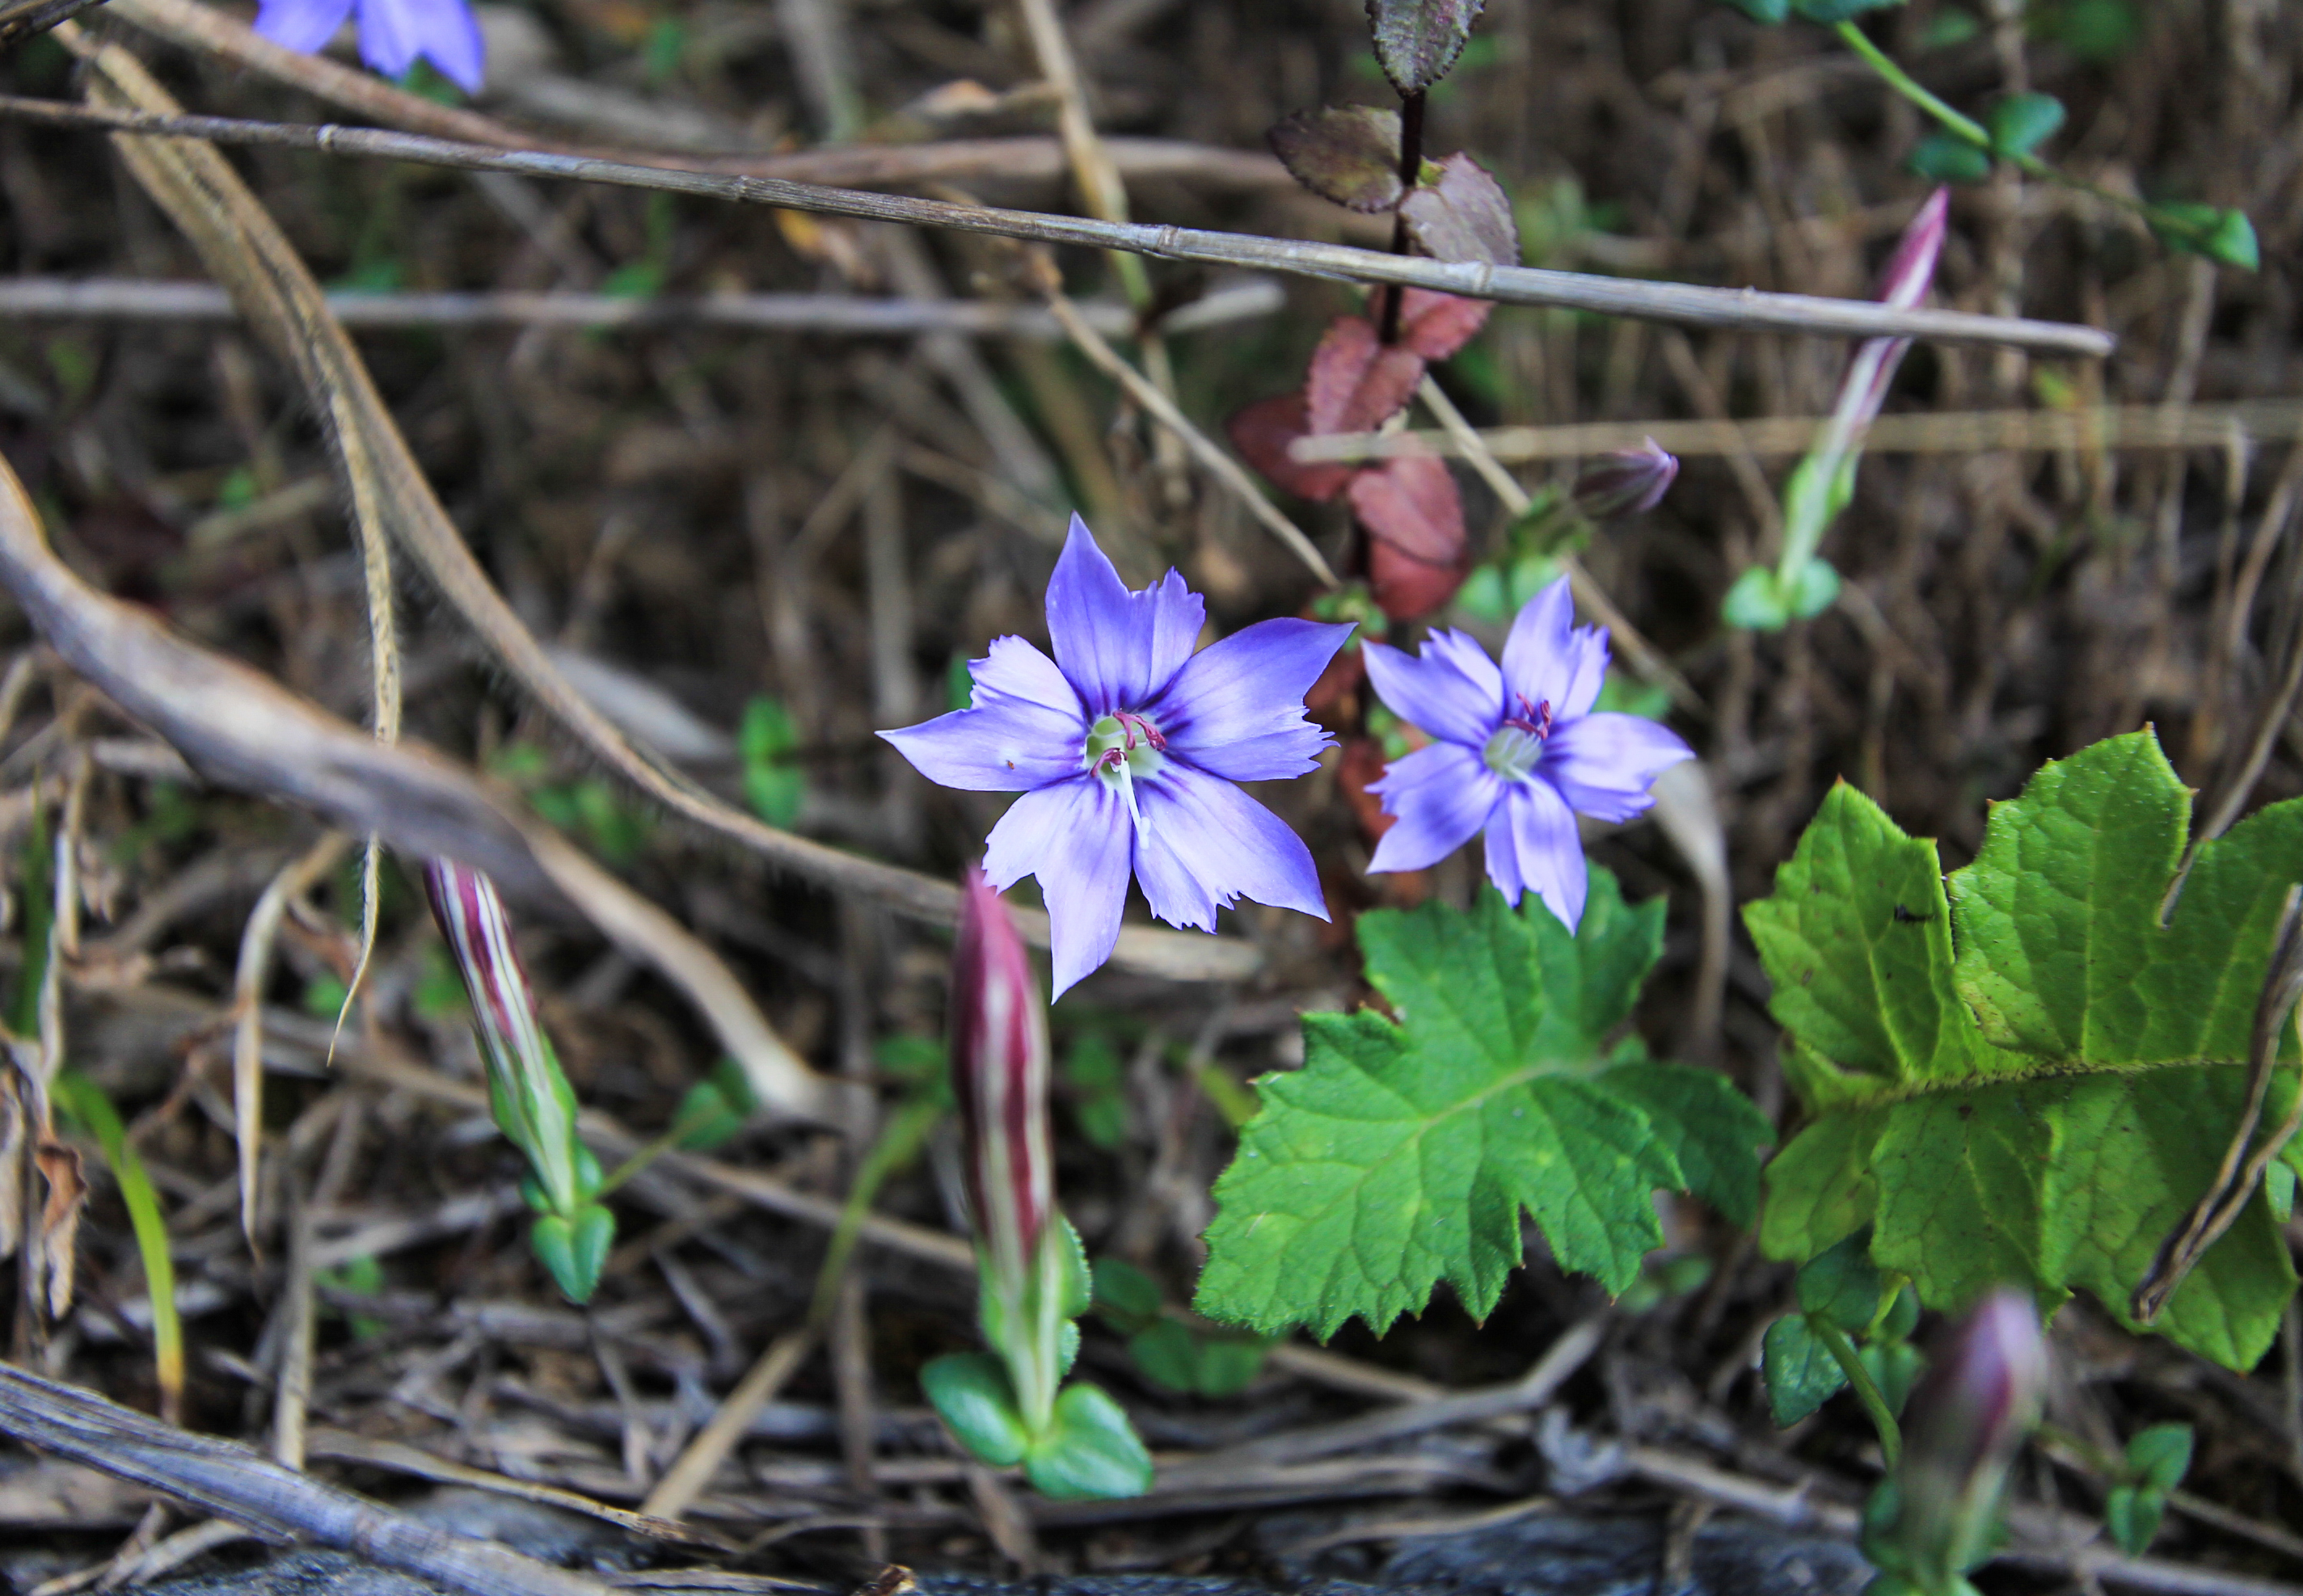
1746, 734, 2303, 1370
2031, 0, 2140, 63
1061, 1030, 1130, 1150
55, 1072, 182, 1412
1365, 0, 1487, 95
1761, 1230, 1921, 1428
492, 743, 654, 865
1197, 870, 1772, 1337
1723, 556, 1841, 630
738, 697, 806, 828
1987, 92, 2065, 157
2150, 204, 2260, 272
2105, 1423, 2192, 1555
1093, 1258, 1272, 1397
673, 1058, 760, 1152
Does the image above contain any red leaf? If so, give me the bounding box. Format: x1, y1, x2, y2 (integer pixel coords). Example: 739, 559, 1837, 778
1226, 391, 1353, 503
1306, 316, 1425, 436
1349, 454, 1469, 619
1398, 153, 1520, 267
1269, 107, 1405, 213
1395, 288, 1492, 361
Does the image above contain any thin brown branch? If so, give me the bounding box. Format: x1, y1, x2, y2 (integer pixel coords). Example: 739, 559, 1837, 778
0, 93, 2113, 353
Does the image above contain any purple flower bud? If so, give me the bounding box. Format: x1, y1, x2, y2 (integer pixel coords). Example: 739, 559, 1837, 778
1572, 438, 1681, 521
1875, 186, 1951, 311
1891, 1290, 2048, 1582
1833, 188, 1951, 461
422, 860, 586, 1218
952, 865, 1056, 1291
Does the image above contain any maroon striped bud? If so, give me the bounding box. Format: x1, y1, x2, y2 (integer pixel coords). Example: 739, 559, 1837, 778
953, 866, 1055, 1280
1572, 438, 1680, 522
1891, 1289, 2047, 1584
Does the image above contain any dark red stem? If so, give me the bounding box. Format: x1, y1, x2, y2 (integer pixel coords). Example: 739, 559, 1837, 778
1377, 88, 1426, 344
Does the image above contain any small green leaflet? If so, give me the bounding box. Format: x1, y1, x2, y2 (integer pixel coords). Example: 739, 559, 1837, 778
1747, 732, 2303, 1371
1196, 869, 1771, 1338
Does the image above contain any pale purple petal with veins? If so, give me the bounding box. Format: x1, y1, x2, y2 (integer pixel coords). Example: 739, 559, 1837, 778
1540, 713, 1694, 822
1362, 636, 1502, 747
879, 637, 1084, 791
983, 777, 1133, 997
1366, 743, 1501, 874
1484, 780, 1585, 930
1146, 617, 1355, 781
1362, 575, 1692, 929
1045, 514, 1204, 715
254, 0, 354, 53
1133, 762, 1327, 932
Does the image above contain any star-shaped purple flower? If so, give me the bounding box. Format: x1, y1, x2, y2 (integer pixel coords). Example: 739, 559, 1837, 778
254, 0, 484, 94
1363, 575, 1692, 930
884, 516, 1353, 996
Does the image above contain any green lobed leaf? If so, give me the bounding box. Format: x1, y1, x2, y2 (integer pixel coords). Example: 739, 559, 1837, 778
1197, 870, 1768, 1337
1365, 0, 1486, 94
1749, 737, 2303, 1369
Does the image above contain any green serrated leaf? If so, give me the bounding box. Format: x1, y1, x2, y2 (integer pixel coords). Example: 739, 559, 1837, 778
1198, 871, 1713, 1337
1988, 92, 2065, 156
1763, 1314, 1848, 1425
1796, 1230, 1886, 1331
1602, 1062, 1772, 1226
1749, 735, 2303, 1369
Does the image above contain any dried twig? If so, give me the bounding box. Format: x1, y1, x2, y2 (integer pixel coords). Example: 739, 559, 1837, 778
0, 93, 2113, 354
640, 1329, 818, 1522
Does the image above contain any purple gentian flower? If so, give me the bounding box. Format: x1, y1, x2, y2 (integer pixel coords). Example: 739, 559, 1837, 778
884, 516, 1352, 996
1363, 575, 1692, 930
254, 0, 484, 94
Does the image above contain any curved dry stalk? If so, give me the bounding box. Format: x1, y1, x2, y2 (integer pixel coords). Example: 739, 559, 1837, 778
65, 33, 1258, 992
230, 835, 351, 1249
0, 91, 2114, 356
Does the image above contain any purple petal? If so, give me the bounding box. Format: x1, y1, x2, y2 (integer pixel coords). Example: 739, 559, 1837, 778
358, 0, 484, 86
1499, 577, 1609, 719
1366, 743, 1501, 874
1145, 617, 1354, 781
1540, 712, 1693, 823
1362, 632, 1502, 748
1483, 779, 1585, 929
1133, 761, 1327, 931
879, 637, 1086, 792
983, 777, 1132, 997
1044, 514, 1204, 715
253, 0, 355, 53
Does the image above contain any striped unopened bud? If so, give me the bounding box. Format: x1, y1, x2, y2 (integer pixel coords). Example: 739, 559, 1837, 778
1572, 438, 1680, 522
421, 860, 591, 1221
1879, 1289, 2047, 1586
951, 865, 1066, 1427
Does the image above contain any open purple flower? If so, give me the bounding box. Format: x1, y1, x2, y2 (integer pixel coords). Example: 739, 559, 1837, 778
884, 516, 1352, 996
1363, 575, 1691, 929
254, 0, 484, 94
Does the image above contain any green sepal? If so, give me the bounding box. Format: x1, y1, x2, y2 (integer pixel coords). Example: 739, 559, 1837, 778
1023, 1382, 1153, 1501
922, 1352, 1031, 1468
519, 1173, 551, 1215
531, 1205, 614, 1303
1909, 132, 1993, 183
1987, 92, 2065, 156
1056, 1216, 1093, 1320
1763, 1313, 1847, 1425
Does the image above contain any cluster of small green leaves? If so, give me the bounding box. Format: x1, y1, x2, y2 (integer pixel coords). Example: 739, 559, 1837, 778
1094, 1259, 1272, 1398
2103, 1424, 2193, 1556
1762, 1231, 1922, 1432
1747, 731, 2303, 1371
1721, 0, 2254, 269
1196, 868, 1771, 1337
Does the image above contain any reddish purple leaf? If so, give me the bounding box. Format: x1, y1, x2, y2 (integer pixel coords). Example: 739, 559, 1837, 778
1396, 288, 1492, 361
1269, 107, 1405, 213
1399, 153, 1520, 267
1306, 316, 1426, 437
1227, 391, 1354, 503
1366, 0, 1486, 95
1350, 454, 1469, 619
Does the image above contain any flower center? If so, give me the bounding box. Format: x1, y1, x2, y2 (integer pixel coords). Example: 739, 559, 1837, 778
1082, 712, 1166, 834
1483, 695, 1553, 781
